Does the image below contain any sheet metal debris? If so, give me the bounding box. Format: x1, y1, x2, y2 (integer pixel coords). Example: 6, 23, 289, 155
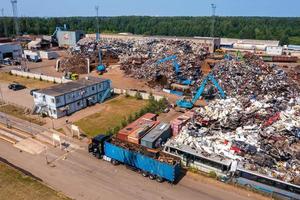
171, 54, 300, 185
77, 37, 209, 88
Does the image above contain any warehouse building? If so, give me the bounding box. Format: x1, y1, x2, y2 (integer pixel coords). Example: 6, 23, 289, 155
220, 38, 280, 51
0, 42, 22, 60
56, 30, 85, 48
33, 77, 111, 118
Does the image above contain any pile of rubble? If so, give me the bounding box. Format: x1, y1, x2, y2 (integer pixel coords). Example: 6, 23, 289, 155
211, 56, 299, 98
77, 37, 209, 87
172, 56, 300, 185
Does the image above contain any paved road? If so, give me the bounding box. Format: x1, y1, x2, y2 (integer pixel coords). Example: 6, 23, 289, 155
0, 140, 269, 200
0, 113, 269, 200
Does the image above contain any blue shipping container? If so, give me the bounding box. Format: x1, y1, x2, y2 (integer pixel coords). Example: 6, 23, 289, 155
104, 141, 180, 182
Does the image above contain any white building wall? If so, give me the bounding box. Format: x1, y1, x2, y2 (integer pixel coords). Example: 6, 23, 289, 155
33, 80, 111, 118
266, 46, 283, 55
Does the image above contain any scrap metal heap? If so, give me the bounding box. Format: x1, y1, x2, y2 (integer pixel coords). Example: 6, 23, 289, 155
77, 37, 209, 87
117, 39, 208, 88
111, 136, 180, 165
172, 54, 300, 185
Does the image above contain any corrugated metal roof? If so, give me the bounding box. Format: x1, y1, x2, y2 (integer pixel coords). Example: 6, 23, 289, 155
36, 77, 108, 97
142, 123, 170, 143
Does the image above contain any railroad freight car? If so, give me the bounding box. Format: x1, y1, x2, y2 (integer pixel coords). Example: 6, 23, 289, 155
89, 134, 181, 183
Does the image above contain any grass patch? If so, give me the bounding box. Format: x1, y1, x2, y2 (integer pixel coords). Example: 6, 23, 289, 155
0, 162, 70, 200
74, 96, 147, 137
0, 104, 45, 126
0, 72, 55, 89
289, 36, 300, 45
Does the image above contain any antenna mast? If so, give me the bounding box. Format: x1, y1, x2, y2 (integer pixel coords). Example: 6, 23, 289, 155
95, 5, 100, 41
210, 3, 216, 38
11, 0, 19, 35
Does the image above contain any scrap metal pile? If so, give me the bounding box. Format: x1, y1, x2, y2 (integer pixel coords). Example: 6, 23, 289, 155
117, 39, 208, 87
78, 37, 209, 87
172, 55, 300, 185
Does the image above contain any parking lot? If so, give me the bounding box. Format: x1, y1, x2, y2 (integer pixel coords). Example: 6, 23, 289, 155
0, 83, 34, 109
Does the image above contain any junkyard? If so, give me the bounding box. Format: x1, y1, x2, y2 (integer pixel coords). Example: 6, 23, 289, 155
1, 1, 300, 200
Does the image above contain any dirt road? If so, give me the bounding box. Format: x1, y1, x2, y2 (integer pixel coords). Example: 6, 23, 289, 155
0, 139, 270, 200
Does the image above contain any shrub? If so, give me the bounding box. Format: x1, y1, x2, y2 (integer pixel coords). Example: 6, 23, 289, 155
135, 91, 142, 100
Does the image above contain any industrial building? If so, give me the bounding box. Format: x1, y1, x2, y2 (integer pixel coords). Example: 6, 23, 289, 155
220, 38, 280, 51
0, 42, 22, 60
33, 77, 111, 118
56, 30, 85, 48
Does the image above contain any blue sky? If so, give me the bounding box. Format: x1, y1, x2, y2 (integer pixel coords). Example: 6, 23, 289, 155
1, 0, 299, 17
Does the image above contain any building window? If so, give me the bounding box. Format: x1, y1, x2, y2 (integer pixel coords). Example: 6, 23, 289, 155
92, 86, 95, 91
77, 101, 81, 106
43, 95, 46, 102
56, 97, 60, 104
53, 109, 56, 114
33, 94, 37, 98
51, 98, 55, 103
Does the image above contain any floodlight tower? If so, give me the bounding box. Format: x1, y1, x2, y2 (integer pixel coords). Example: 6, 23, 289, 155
1, 8, 8, 37
95, 5, 100, 41
210, 3, 216, 38
11, 0, 20, 35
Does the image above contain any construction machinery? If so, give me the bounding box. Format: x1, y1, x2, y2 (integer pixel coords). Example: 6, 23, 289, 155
176, 73, 226, 109
157, 55, 193, 85
64, 72, 78, 80
236, 50, 244, 61
96, 48, 106, 75
51, 24, 67, 45
224, 54, 233, 61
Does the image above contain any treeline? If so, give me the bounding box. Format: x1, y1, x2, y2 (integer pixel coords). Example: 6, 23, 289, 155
1, 16, 300, 45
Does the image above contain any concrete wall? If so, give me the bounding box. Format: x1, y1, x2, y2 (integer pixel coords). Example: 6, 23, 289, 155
113, 88, 165, 101
10, 70, 71, 84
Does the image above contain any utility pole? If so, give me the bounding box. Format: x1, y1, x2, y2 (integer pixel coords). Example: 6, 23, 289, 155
11, 0, 19, 36
1, 8, 8, 37
210, 3, 216, 38
95, 5, 100, 41
0, 86, 9, 127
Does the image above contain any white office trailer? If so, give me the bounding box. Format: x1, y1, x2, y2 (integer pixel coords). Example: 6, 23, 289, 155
33, 77, 111, 118
39, 51, 58, 60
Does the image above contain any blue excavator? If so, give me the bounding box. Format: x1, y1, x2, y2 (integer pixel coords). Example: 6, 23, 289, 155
176, 73, 226, 109
96, 48, 106, 75
157, 55, 193, 85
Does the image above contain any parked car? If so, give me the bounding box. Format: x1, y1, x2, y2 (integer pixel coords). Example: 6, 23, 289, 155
8, 83, 26, 91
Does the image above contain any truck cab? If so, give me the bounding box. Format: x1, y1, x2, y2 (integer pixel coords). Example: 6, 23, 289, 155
88, 134, 111, 158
